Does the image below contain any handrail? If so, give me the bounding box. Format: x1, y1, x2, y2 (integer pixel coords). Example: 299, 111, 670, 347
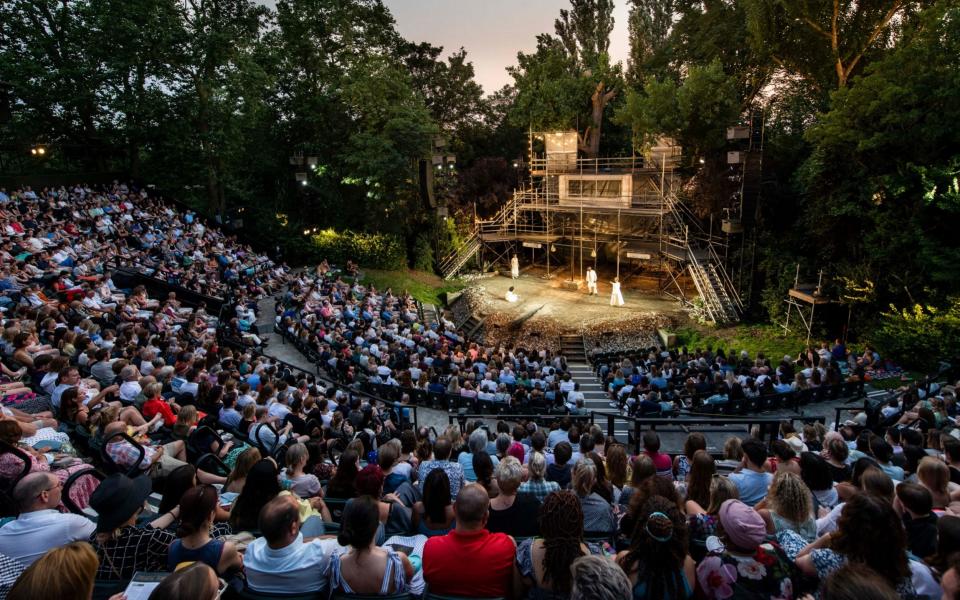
447, 413, 593, 433
589, 412, 824, 454
707, 242, 743, 311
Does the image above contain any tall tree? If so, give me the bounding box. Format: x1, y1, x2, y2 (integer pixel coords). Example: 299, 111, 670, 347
626, 0, 675, 83
555, 0, 618, 157
743, 0, 925, 90
168, 0, 270, 216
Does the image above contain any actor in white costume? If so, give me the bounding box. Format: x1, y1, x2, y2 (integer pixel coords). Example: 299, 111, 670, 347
610, 277, 624, 307
510, 255, 519, 279
585, 267, 598, 295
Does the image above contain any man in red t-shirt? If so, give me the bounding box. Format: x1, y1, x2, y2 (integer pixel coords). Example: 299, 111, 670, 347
422, 484, 517, 598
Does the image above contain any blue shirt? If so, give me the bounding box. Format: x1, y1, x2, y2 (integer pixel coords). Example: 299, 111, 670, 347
728, 470, 773, 506
458, 452, 499, 482
547, 428, 569, 449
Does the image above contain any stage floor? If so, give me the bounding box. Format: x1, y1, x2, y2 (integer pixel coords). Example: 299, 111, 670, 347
468, 266, 685, 331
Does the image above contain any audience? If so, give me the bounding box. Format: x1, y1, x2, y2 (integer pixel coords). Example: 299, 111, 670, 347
0, 186, 958, 600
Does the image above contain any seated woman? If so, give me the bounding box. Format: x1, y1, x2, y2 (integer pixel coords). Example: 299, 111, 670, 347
487, 456, 540, 538
351, 464, 412, 543
412, 469, 455, 537
59, 387, 142, 432
326, 449, 361, 499
223, 447, 262, 494
167, 484, 243, 576
329, 495, 414, 596
616, 495, 695, 600
281, 442, 321, 499
0, 420, 99, 509
229, 458, 329, 536
378, 441, 413, 495
515, 491, 591, 599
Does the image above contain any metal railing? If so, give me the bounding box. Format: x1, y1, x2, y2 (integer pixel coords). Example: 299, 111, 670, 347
590, 412, 825, 454
447, 413, 593, 434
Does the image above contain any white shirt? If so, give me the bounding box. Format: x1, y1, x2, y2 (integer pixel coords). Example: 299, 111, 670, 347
119, 380, 142, 403
0, 509, 96, 566
244, 534, 334, 594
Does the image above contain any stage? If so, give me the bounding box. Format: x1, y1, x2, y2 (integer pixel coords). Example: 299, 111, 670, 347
456, 265, 684, 354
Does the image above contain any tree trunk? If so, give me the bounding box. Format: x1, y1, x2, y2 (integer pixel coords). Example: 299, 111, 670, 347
578, 81, 616, 158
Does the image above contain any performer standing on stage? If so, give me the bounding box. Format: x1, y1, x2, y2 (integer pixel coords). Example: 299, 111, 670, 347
610, 277, 625, 307
510, 254, 519, 279
585, 266, 598, 295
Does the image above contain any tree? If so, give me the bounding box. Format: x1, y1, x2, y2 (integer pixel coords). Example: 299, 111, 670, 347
617, 60, 739, 159
168, 0, 271, 216
555, 0, 616, 69
797, 0, 960, 307
743, 0, 926, 90
626, 0, 675, 83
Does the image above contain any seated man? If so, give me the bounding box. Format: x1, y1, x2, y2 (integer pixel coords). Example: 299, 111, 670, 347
244, 494, 336, 594
423, 483, 517, 598
0, 472, 95, 566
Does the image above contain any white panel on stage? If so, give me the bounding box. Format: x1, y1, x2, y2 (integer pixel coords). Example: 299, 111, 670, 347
558, 174, 632, 208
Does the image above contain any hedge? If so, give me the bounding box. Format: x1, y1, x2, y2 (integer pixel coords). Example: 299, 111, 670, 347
305, 229, 406, 271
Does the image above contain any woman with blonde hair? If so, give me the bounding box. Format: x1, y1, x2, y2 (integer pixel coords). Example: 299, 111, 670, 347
757, 471, 816, 542
518, 451, 560, 502
917, 456, 951, 509
8, 542, 98, 600
686, 475, 740, 561
572, 458, 615, 533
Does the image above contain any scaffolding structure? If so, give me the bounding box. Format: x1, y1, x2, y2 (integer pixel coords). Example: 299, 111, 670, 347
438, 128, 758, 323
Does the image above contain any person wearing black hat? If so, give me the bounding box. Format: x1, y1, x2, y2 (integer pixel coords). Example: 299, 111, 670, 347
88, 474, 177, 580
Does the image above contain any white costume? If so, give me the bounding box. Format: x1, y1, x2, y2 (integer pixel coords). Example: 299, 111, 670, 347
510, 256, 519, 279
505, 289, 519, 303
610, 281, 624, 307
586, 268, 598, 295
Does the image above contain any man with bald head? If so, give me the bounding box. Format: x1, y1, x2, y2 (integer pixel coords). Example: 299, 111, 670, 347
0, 472, 95, 566
422, 483, 517, 598
243, 494, 335, 594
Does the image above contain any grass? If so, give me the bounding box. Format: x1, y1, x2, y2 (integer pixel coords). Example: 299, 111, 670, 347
360, 268, 465, 306
673, 322, 811, 361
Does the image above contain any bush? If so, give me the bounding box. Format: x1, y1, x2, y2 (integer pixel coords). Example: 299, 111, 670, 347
411, 233, 434, 272
871, 298, 960, 370
306, 229, 406, 270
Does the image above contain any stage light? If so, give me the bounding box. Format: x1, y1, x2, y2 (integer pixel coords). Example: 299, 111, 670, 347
513, 162, 519, 168
590, 249, 597, 258
699, 158, 705, 164
37, 147, 45, 155
550, 245, 556, 252
30, 148, 37, 155
303, 229, 310, 235
301, 180, 307, 186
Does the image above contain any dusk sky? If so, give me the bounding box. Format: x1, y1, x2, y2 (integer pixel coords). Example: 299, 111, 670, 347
382, 0, 632, 94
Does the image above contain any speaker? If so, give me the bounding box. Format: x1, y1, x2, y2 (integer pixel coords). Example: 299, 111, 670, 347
419, 159, 435, 207
0, 82, 9, 124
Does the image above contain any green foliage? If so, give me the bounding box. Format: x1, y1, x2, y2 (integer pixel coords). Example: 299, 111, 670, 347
617, 60, 739, 157
411, 233, 435, 273
306, 229, 406, 271
674, 324, 808, 362
872, 299, 960, 370
796, 1, 960, 304
360, 269, 465, 306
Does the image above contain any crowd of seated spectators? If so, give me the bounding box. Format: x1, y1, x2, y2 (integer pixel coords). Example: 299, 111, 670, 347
0, 371, 957, 600
592, 340, 869, 416
0, 186, 957, 599
275, 267, 590, 416
0, 183, 289, 304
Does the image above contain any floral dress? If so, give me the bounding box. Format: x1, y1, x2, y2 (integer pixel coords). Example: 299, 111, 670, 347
0, 451, 99, 509
696, 541, 798, 600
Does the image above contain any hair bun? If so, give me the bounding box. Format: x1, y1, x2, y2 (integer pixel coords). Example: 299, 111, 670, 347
337, 529, 351, 546
644, 511, 674, 542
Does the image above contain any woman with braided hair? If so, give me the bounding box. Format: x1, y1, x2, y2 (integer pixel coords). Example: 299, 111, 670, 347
616, 495, 695, 599
515, 491, 590, 599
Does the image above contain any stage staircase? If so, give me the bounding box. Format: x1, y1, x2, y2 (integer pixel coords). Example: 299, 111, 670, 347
439, 191, 524, 279
562, 333, 631, 441
663, 193, 743, 323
